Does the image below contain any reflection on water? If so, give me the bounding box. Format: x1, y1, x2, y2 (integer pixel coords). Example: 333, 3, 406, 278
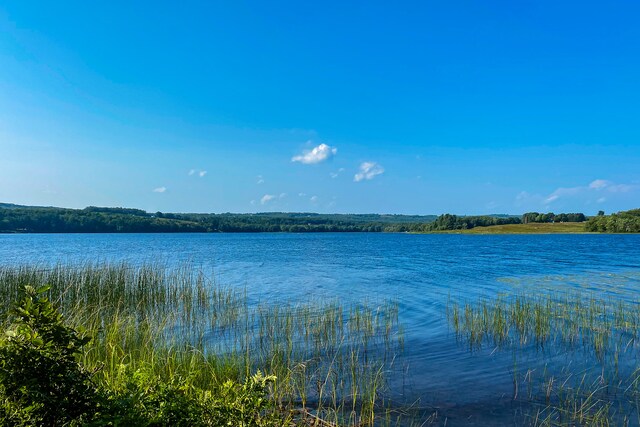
1, 233, 639, 424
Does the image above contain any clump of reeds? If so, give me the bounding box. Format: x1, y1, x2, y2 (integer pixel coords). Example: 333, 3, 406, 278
448, 292, 640, 361
448, 291, 640, 426
0, 263, 405, 426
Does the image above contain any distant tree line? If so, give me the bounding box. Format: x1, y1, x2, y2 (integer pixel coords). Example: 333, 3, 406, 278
155, 212, 438, 233
0, 207, 206, 233
521, 212, 586, 224
400, 211, 588, 232
0, 203, 610, 234
407, 214, 522, 232
585, 209, 640, 233
0, 205, 436, 233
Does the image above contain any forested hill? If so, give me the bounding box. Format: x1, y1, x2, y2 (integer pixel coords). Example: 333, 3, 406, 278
0, 204, 438, 233
1, 203, 609, 233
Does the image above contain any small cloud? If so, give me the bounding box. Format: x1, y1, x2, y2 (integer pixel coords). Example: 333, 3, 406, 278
188, 169, 196, 176
250, 200, 256, 205
298, 192, 307, 197
189, 169, 207, 177
589, 179, 610, 190
587, 179, 633, 193
608, 183, 634, 193
354, 162, 384, 182
330, 168, 345, 178
153, 187, 167, 193
256, 175, 265, 184
292, 143, 337, 164
544, 195, 559, 204
261, 194, 275, 205
518, 178, 638, 209
199, 170, 207, 177
279, 193, 287, 199
310, 195, 319, 203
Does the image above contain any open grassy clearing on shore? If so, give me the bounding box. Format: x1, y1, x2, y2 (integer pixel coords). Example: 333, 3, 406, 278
434, 222, 588, 234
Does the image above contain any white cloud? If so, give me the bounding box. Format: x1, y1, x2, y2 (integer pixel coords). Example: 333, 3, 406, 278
291, 143, 337, 164
256, 175, 265, 184
279, 193, 287, 199
261, 194, 275, 205
189, 169, 207, 177
354, 162, 384, 182
188, 169, 196, 176
588, 179, 633, 193
330, 168, 345, 178
517, 178, 639, 208
153, 187, 167, 193
589, 179, 610, 190
608, 184, 634, 193
310, 195, 319, 203
298, 192, 307, 197
199, 170, 207, 177
544, 195, 559, 204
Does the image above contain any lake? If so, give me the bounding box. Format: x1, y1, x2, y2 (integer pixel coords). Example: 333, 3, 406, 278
1, 232, 639, 424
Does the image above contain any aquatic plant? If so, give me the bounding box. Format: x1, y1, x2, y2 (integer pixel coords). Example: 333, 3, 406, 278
0, 263, 405, 426
448, 291, 640, 425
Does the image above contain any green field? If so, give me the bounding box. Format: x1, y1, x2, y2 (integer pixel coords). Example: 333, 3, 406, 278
435, 222, 588, 234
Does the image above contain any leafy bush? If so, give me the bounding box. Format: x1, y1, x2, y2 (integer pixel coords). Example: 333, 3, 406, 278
0, 285, 282, 426
0, 284, 98, 426
97, 366, 279, 426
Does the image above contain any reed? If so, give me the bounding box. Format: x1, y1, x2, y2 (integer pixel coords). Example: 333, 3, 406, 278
448, 291, 640, 425
0, 263, 405, 426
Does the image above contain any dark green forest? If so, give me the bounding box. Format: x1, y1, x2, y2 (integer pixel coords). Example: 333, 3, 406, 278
585, 209, 640, 233
521, 212, 586, 223
415, 214, 521, 232
4, 202, 631, 233
0, 204, 438, 233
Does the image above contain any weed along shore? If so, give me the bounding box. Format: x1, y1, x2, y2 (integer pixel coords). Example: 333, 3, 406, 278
0, 263, 405, 426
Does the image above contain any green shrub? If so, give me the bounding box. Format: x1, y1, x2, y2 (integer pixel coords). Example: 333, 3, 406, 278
0, 285, 282, 427
96, 366, 278, 426
0, 284, 99, 426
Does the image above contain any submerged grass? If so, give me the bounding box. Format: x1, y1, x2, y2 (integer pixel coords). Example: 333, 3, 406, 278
448, 291, 640, 426
0, 263, 405, 426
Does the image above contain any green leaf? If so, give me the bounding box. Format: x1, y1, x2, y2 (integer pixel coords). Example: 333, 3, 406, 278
36, 285, 51, 294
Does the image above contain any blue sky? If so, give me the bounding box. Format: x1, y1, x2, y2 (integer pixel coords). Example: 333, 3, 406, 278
1, 1, 639, 215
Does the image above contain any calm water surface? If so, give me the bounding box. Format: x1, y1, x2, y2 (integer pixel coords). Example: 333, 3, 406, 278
1, 233, 639, 424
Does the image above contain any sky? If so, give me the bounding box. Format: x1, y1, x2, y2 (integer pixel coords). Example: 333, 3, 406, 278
1, 1, 639, 215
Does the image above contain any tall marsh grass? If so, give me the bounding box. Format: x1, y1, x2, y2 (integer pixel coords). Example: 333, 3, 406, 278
0, 263, 405, 426
448, 292, 640, 426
